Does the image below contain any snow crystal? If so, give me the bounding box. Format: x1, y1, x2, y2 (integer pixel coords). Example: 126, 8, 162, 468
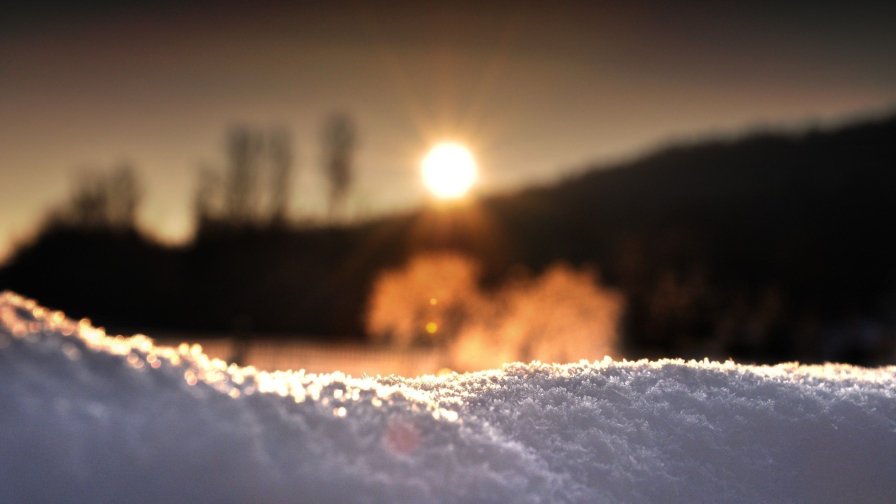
1, 291, 894, 503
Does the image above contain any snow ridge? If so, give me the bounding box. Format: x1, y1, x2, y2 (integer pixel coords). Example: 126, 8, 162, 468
1, 291, 894, 503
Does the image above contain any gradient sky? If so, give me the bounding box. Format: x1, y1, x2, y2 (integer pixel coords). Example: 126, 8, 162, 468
2, 1, 895, 258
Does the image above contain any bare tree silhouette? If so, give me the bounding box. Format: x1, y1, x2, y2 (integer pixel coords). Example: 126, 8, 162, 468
225, 127, 263, 225
50, 163, 142, 230
321, 113, 357, 221
195, 126, 296, 231
268, 127, 293, 225
194, 163, 224, 228
106, 165, 140, 226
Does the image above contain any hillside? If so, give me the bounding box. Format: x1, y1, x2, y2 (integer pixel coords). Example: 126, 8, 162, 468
480, 114, 896, 361
1, 113, 895, 363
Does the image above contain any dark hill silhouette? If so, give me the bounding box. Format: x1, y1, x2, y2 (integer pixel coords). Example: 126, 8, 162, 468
478, 115, 896, 362
2, 113, 895, 364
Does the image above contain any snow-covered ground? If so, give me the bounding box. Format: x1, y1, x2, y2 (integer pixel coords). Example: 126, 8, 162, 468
1, 291, 895, 503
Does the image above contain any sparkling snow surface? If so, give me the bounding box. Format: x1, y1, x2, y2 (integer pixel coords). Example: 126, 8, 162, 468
1, 292, 895, 503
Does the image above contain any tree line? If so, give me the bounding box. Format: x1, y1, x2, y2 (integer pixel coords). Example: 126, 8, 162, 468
3, 112, 895, 367
46, 113, 359, 234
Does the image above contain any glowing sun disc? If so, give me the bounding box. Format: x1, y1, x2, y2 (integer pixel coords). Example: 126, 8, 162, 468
421, 143, 478, 199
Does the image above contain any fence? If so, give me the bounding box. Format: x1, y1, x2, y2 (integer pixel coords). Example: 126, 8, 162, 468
153, 334, 445, 377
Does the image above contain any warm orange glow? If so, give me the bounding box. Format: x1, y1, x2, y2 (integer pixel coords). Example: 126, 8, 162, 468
421, 143, 478, 199
365, 252, 623, 371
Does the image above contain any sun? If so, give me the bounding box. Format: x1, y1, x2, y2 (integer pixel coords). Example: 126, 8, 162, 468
420, 142, 478, 199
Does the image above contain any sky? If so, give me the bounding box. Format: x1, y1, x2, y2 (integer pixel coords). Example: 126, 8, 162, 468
2, 0, 895, 258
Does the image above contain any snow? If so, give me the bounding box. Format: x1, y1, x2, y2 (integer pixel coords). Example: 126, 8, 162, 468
1, 291, 895, 503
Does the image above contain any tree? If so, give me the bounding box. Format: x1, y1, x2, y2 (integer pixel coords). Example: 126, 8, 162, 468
106, 165, 140, 226
50, 163, 142, 230
321, 113, 357, 221
194, 163, 224, 228
225, 127, 263, 225
268, 127, 293, 225
365, 253, 624, 371
366, 252, 481, 347
196, 126, 295, 231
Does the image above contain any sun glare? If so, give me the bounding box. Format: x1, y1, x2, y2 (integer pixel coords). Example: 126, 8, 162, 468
421, 143, 478, 199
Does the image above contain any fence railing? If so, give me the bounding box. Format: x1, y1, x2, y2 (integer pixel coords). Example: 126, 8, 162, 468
153, 335, 445, 377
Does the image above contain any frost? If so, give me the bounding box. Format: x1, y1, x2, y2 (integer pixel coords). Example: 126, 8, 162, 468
1, 291, 894, 503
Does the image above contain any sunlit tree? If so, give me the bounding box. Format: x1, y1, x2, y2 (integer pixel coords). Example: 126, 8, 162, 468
366, 253, 481, 347
366, 253, 624, 370
449, 264, 623, 370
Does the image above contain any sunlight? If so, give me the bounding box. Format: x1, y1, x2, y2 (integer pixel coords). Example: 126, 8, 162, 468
421, 143, 478, 199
